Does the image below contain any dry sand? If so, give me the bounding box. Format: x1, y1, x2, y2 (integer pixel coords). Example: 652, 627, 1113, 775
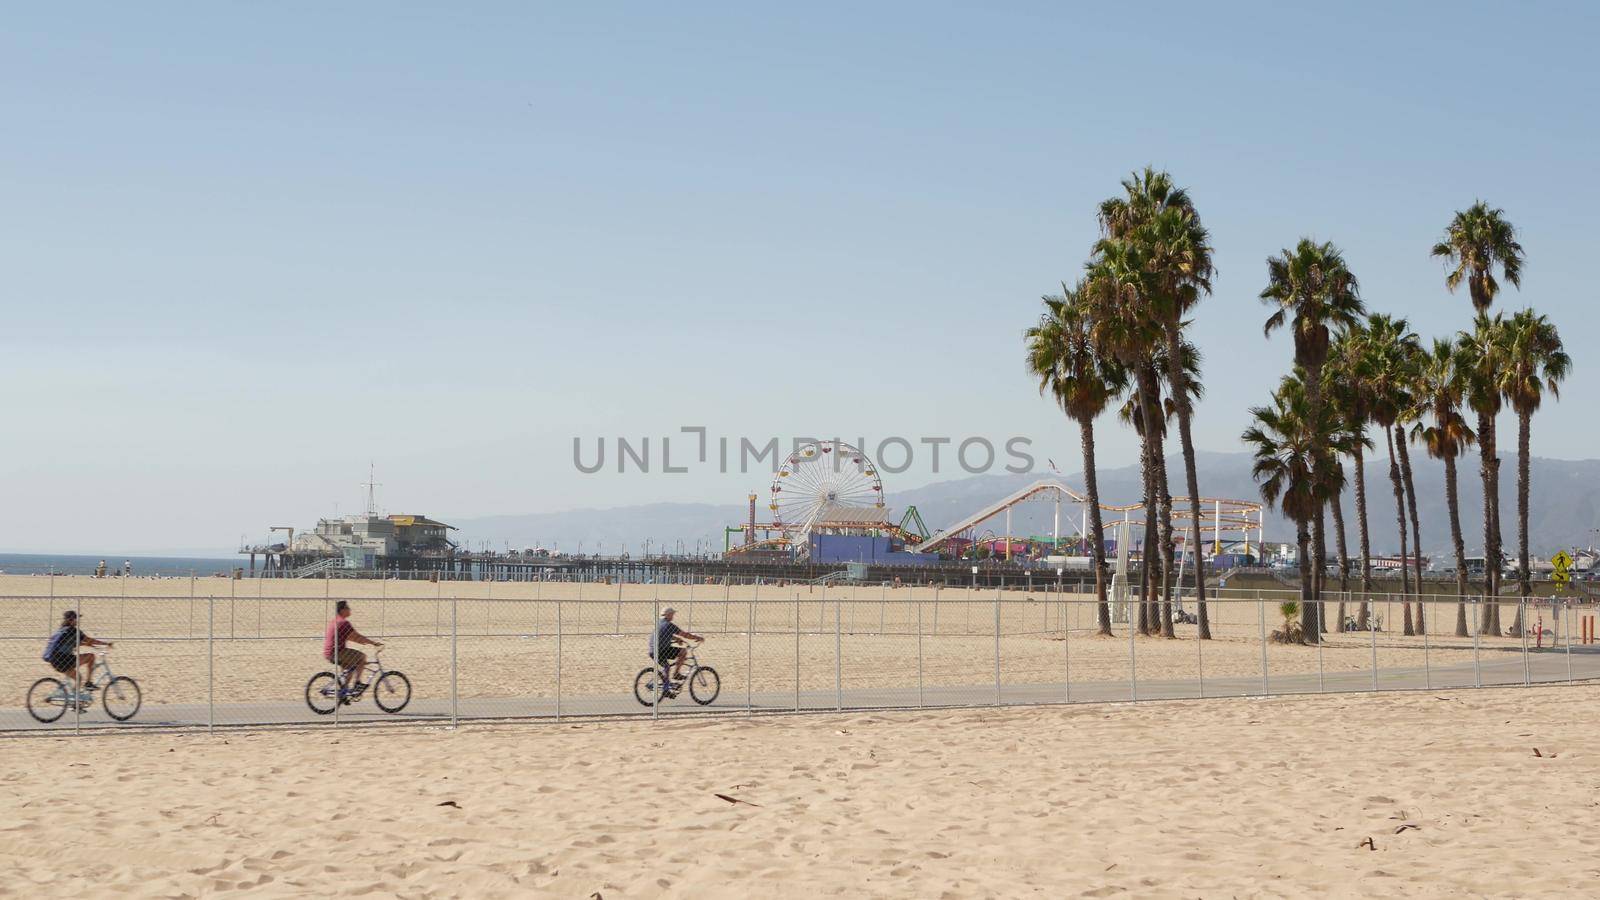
2, 685, 1596, 897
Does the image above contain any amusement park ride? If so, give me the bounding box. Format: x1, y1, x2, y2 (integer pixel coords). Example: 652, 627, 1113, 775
724, 439, 1265, 566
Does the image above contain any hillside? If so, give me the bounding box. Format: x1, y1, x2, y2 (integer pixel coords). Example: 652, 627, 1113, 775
450, 452, 1600, 561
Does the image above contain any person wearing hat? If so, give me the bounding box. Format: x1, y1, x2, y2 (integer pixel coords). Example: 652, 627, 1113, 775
649, 607, 703, 691
41, 610, 112, 698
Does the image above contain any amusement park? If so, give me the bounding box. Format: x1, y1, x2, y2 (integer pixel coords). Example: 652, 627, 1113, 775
721, 439, 1266, 578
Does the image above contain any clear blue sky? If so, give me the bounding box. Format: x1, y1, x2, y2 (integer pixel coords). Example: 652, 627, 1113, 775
2, 2, 1594, 553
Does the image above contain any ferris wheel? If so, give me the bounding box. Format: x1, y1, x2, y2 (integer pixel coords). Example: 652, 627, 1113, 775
769, 440, 885, 536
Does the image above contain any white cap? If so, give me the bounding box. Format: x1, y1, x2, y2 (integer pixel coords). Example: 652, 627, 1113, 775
662, 607, 676, 616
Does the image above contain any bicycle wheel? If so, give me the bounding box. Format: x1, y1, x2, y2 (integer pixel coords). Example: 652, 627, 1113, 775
305, 672, 339, 715
372, 671, 412, 714
688, 666, 720, 706
633, 667, 663, 707
26, 677, 69, 724
101, 676, 142, 722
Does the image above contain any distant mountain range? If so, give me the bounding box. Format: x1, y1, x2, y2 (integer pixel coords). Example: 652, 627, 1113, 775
450, 451, 1600, 561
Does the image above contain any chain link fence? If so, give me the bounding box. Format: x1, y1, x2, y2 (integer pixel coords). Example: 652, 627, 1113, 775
3, 577, 1596, 734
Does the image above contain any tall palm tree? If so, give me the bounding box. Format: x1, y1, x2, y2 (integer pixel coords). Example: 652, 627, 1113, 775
1098, 168, 1217, 639
1397, 398, 1427, 631
1329, 326, 1377, 628
1500, 310, 1570, 630
1118, 338, 1203, 637
1025, 284, 1130, 636
1432, 201, 1525, 314
1412, 339, 1477, 636
1261, 239, 1364, 633
1243, 373, 1348, 644
1363, 314, 1421, 633
1084, 238, 1171, 637
1457, 313, 1509, 633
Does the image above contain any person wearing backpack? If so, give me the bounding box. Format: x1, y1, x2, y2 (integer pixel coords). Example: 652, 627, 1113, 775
42, 610, 111, 696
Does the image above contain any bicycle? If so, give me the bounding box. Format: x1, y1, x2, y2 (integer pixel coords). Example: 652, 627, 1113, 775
26, 649, 143, 724
1343, 612, 1384, 633
634, 641, 720, 707
304, 648, 412, 715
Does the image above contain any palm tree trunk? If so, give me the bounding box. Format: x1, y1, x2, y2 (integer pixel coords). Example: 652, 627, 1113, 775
1478, 410, 1502, 635
1164, 323, 1212, 640
1149, 408, 1177, 640
1136, 364, 1171, 636
1137, 411, 1156, 636
1311, 505, 1327, 640
1079, 417, 1113, 637
1397, 425, 1425, 632
1444, 452, 1470, 637
1297, 519, 1315, 643
1513, 410, 1533, 636
1387, 428, 1414, 636
1354, 439, 1373, 630
1330, 465, 1351, 631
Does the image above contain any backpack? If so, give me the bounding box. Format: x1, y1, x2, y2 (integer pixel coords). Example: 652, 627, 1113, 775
42, 627, 76, 661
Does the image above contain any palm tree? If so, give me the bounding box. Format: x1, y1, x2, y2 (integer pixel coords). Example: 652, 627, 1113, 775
1098, 168, 1217, 639
1432, 201, 1525, 314
1261, 239, 1364, 632
1025, 284, 1130, 636
1457, 313, 1509, 634
1411, 339, 1477, 636
1118, 338, 1203, 637
1500, 310, 1570, 630
1084, 238, 1171, 637
1243, 373, 1348, 644
1329, 326, 1378, 628
1362, 314, 1421, 633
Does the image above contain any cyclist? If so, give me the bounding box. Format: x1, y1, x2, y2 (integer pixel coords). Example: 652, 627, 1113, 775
42, 610, 111, 697
650, 607, 703, 691
324, 601, 382, 697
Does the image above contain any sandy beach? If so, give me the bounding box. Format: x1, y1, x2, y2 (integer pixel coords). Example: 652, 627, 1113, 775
2, 684, 1595, 897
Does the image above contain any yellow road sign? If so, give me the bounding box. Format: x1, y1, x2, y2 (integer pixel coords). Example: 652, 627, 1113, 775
1552, 571, 1572, 587
1552, 550, 1574, 571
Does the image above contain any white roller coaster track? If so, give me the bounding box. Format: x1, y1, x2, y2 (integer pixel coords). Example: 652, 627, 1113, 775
911, 479, 1265, 554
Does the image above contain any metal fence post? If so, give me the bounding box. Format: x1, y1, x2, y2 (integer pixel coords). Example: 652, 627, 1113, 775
653, 597, 661, 720
994, 591, 1002, 705
73, 609, 80, 735
1064, 596, 1071, 703
208, 596, 215, 733
1258, 591, 1269, 696
1565, 595, 1574, 682
835, 601, 842, 712
793, 594, 801, 712
1520, 596, 1530, 686
746, 597, 754, 716
1472, 596, 1483, 688
916, 598, 924, 708
450, 594, 458, 729
1370, 598, 1379, 691
1316, 596, 1326, 693
555, 599, 563, 721
1129, 592, 1139, 702
1422, 597, 1432, 690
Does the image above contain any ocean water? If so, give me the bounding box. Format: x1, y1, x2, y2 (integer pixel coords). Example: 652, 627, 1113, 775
0, 553, 242, 578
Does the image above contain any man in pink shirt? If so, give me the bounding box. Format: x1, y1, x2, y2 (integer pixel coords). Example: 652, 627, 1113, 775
324, 601, 382, 697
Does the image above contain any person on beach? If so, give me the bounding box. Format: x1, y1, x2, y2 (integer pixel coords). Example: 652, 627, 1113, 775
650, 607, 703, 689
42, 610, 111, 695
324, 601, 382, 695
